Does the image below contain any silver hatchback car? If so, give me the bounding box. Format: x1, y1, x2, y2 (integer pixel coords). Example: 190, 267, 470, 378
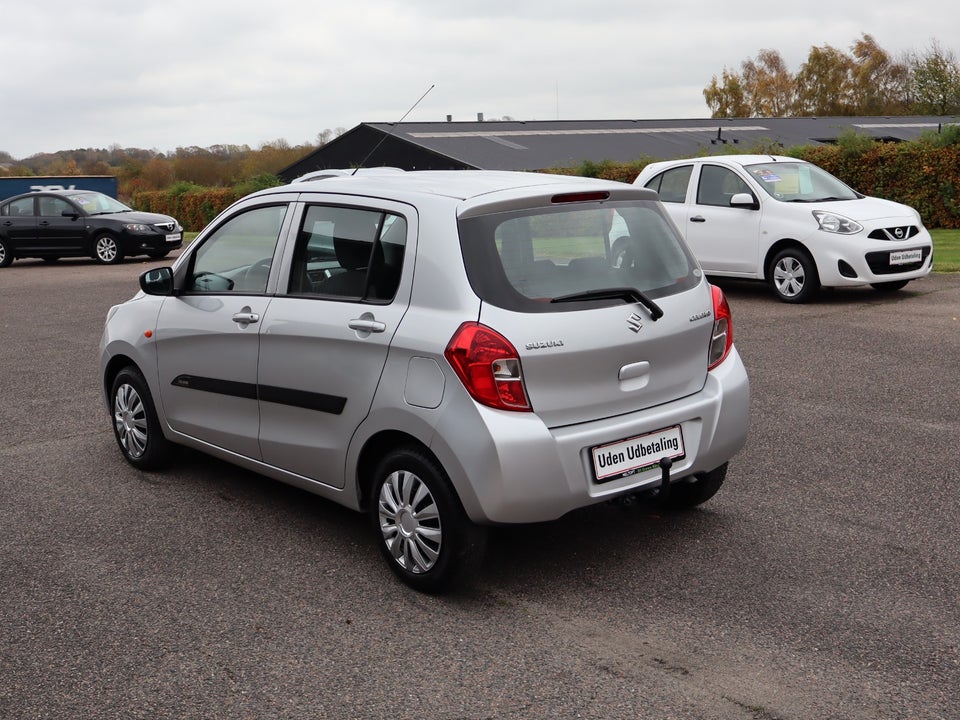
100, 170, 750, 592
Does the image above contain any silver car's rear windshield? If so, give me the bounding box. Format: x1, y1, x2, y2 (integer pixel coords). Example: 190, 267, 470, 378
458, 200, 700, 312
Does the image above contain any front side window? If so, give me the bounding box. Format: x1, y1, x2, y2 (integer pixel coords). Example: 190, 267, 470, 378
39, 197, 74, 217
187, 205, 287, 293
459, 201, 699, 312
287, 205, 407, 302
697, 165, 752, 207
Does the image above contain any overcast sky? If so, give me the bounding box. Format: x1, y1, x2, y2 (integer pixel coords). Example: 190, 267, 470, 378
1, 0, 956, 159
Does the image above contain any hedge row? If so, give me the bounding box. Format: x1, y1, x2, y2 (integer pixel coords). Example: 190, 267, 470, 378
128, 144, 960, 231
129, 187, 243, 232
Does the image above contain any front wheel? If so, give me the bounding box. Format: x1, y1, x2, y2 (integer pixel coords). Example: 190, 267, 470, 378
110, 367, 173, 470
0, 238, 12, 267
94, 234, 124, 264
871, 280, 910, 292
370, 446, 486, 593
770, 248, 819, 303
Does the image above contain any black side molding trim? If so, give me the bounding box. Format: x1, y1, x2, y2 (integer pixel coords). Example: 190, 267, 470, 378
171, 375, 346, 415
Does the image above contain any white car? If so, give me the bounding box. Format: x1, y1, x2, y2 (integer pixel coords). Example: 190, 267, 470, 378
634, 155, 933, 302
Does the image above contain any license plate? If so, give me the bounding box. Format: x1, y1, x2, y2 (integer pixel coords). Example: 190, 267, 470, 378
592, 425, 685, 482
890, 248, 922, 265
166, 233, 182, 243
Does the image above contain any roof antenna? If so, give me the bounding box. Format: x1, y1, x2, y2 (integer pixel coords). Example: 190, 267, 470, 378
353, 84, 435, 174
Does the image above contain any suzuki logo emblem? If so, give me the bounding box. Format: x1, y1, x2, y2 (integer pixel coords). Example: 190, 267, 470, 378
627, 313, 644, 333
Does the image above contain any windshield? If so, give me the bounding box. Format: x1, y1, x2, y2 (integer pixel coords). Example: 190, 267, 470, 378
71, 192, 132, 215
458, 200, 700, 312
744, 162, 860, 202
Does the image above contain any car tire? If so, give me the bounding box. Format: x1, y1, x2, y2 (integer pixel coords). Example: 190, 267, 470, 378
660, 463, 727, 511
871, 280, 910, 292
0, 238, 12, 267
370, 446, 486, 593
94, 234, 124, 264
770, 248, 819, 303
110, 366, 173, 470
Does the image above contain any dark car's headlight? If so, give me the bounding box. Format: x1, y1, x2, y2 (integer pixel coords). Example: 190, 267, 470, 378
123, 223, 153, 234
812, 210, 863, 235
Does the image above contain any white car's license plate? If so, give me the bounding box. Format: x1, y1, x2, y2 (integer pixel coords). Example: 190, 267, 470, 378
166, 233, 182, 243
890, 248, 922, 265
592, 425, 685, 482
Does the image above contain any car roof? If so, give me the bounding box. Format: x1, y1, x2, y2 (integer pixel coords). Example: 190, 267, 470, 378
266, 169, 640, 202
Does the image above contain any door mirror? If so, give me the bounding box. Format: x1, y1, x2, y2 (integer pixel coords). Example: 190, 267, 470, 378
730, 192, 759, 210
140, 267, 175, 296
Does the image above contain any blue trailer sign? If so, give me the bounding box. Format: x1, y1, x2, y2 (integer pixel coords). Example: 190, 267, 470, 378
0, 176, 118, 201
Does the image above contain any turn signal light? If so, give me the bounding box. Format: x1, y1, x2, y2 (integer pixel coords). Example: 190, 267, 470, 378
445, 322, 531, 411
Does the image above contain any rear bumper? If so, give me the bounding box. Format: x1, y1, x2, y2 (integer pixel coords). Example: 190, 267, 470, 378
431, 348, 750, 524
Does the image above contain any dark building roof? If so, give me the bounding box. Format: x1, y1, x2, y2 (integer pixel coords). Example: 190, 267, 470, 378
278, 116, 959, 182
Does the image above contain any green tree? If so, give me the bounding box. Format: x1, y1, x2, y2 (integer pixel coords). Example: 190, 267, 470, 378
794, 44, 855, 115
910, 40, 960, 114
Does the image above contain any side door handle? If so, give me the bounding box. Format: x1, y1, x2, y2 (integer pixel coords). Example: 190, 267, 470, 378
232, 307, 260, 328
690, 215, 707, 223
348, 318, 386, 333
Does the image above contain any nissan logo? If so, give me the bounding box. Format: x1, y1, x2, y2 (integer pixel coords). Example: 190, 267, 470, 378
894, 227, 905, 239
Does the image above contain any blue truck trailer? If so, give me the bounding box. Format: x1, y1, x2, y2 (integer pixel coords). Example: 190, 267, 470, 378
0, 176, 118, 201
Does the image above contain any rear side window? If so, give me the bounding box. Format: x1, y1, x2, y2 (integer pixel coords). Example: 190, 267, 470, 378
459, 200, 700, 312
644, 165, 692, 203
287, 205, 406, 303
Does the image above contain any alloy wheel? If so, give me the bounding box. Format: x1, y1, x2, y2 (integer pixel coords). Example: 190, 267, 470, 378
377, 469, 443, 574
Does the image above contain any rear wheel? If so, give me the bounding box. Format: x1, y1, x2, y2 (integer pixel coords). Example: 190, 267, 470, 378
660, 464, 727, 511
0, 238, 12, 267
94, 234, 123, 264
770, 248, 819, 303
370, 446, 485, 593
110, 366, 173, 470
871, 280, 910, 292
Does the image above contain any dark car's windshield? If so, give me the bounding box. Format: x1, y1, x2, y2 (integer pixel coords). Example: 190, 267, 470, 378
71, 192, 133, 215
459, 200, 700, 312
744, 162, 860, 202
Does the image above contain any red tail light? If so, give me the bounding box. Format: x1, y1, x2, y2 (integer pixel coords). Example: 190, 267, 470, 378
708, 285, 734, 370
444, 322, 531, 411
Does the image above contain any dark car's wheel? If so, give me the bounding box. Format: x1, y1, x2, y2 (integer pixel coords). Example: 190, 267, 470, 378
0, 238, 12, 267
660, 463, 727, 511
110, 367, 173, 470
871, 279, 910, 292
94, 234, 124, 264
770, 248, 819, 303
370, 446, 486, 593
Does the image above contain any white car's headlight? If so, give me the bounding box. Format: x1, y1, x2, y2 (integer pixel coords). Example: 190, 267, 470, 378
812, 211, 863, 234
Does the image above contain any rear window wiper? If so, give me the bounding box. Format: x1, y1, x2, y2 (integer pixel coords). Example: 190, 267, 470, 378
551, 287, 663, 320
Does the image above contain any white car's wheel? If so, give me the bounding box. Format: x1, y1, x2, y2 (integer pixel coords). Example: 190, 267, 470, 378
770, 248, 819, 303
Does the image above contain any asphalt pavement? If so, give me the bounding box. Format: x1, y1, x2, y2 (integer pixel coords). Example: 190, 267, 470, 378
1, 256, 958, 719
